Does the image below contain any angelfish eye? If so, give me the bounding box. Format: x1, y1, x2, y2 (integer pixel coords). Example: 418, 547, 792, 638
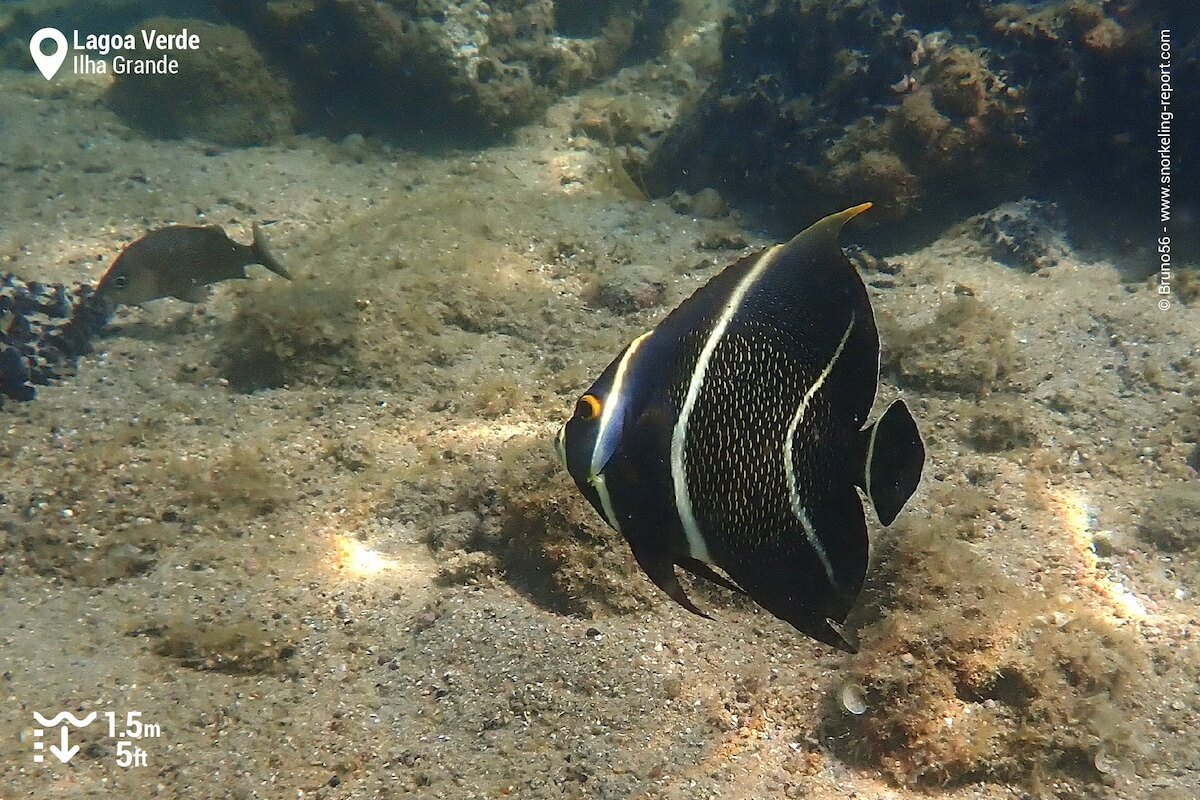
113, 275, 128, 289
575, 394, 602, 421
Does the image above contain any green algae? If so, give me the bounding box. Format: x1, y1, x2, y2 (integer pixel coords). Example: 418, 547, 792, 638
884, 296, 1020, 396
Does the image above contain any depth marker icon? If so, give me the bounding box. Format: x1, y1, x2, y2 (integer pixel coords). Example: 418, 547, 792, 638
32, 711, 95, 764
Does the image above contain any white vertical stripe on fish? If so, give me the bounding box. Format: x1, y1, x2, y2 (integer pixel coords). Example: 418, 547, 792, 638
592, 472, 622, 535
554, 425, 568, 466
783, 315, 856, 588
591, 332, 651, 475
588, 331, 652, 533
671, 245, 782, 564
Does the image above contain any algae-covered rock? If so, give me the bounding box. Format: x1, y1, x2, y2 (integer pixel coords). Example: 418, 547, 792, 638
638, 1, 1023, 236
447, 437, 657, 618
637, 0, 1198, 244
589, 263, 667, 314
214, 277, 361, 392
212, 0, 677, 144
884, 296, 1020, 396
824, 517, 1148, 790
1138, 485, 1200, 553
966, 398, 1037, 452
106, 18, 295, 146
149, 611, 298, 675
966, 200, 1069, 272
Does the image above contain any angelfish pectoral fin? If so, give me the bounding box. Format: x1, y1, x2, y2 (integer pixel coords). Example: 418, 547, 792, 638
631, 547, 711, 619
825, 618, 860, 654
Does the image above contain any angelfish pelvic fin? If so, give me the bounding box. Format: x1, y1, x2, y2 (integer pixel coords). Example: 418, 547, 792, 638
677, 557, 746, 595
631, 547, 710, 619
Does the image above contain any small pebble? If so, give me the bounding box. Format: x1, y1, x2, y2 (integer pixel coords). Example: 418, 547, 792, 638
594, 265, 666, 314
690, 187, 726, 219
1091, 530, 1116, 557
697, 230, 748, 250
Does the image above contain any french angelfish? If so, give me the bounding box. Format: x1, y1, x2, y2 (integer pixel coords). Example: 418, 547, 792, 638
556, 204, 925, 652
96, 223, 290, 306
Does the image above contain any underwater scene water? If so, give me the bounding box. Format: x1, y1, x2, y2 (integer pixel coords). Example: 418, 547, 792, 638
1, 1, 1197, 798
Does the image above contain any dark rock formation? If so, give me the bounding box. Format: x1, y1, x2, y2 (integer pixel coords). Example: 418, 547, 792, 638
637, 0, 1199, 248
211, 0, 678, 146
106, 18, 296, 146
1, 275, 109, 404
966, 200, 1067, 272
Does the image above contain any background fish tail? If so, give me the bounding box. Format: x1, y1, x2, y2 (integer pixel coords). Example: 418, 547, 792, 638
251, 223, 291, 279
859, 400, 925, 526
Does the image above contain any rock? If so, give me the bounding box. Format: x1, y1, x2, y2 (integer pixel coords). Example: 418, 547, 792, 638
592, 263, 667, 314
967, 200, 1068, 272
883, 296, 1019, 396
1138, 485, 1200, 552
573, 91, 675, 147
690, 188, 727, 218
965, 399, 1036, 452
106, 18, 295, 146
636, 0, 1196, 244
428, 511, 483, 552
213, 0, 678, 144
435, 550, 498, 586
1, 274, 109, 404
668, 187, 725, 218
641, 1, 1002, 233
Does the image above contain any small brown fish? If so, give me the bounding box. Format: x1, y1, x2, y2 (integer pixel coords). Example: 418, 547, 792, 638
97, 223, 290, 305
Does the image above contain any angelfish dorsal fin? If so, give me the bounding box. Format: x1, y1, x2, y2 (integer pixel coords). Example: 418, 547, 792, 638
765, 202, 874, 285
783, 202, 873, 255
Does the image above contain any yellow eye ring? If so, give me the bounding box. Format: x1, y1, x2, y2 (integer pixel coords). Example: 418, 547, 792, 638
576, 394, 602, 421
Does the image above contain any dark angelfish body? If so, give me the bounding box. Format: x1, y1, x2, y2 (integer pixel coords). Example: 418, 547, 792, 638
96, 223, 289, 306
556, 204, 925, 652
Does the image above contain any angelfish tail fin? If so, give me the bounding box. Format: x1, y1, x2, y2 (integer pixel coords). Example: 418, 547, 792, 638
252, 222, 291, 280
860, 399, 925, 525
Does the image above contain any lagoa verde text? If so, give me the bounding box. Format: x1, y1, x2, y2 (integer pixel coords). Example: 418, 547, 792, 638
557, 204, 925, 652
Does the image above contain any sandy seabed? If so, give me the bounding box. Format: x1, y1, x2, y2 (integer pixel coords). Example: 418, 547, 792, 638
1, 67, 1198, 800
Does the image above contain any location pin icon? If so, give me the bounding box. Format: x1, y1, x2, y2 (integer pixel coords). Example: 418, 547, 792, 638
30, 28, 68, 80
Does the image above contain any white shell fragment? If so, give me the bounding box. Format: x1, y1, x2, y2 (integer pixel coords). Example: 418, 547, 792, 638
840, 682, 868, 715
